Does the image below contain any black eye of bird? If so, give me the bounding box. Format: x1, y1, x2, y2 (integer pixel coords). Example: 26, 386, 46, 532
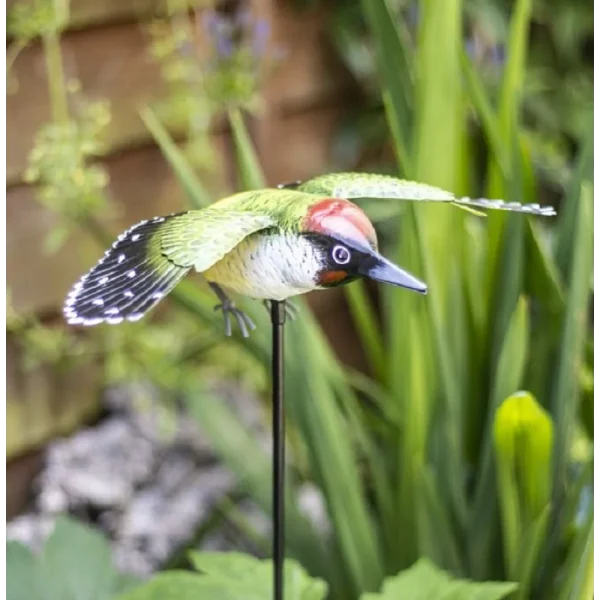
331, 245, 351, 265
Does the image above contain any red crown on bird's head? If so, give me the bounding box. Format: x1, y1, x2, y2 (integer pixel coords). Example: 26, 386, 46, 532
302, 198, 378, 250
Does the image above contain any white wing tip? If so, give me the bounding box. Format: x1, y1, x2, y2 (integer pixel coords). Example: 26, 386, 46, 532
456, 197, 556, 216
64, 311, 146, 326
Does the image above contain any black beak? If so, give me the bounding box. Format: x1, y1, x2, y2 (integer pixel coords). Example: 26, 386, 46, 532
359, 252, 427, 294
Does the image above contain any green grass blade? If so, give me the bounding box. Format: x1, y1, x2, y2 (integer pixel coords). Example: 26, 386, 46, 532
360, 0, 413, 172
344, 282, 386, 382
228, 108, 266, 190
487, 211, 526, 365
488, 0, 533, 191
469, 297, 529, 579
416, 465, 465, 575
286, 323, 384, 594
513, 507, 550, 600
139, 106, 213, 209
414, 0, 464, 190
413, 215, 469, 533
483, 0, 533, 354
412, 0, 469, 540
393, 306, 434, 567
550, 183, 593, 499
524, 220, 565, 314
554, 120, 594, 278
460, 49, 509, 178
460, 221, 492, 465
445, 261, 470, 405
183, 390, 330, 579
556, 514, 594, 600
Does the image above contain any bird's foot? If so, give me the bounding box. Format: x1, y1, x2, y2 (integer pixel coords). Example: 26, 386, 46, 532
209, 283, 256, 338
263, 299, 298, 321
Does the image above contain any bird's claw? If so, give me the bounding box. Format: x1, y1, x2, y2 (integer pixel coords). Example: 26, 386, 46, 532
214, 300, 256, 338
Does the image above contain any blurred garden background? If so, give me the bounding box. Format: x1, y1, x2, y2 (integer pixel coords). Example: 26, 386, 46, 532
6, 0, 593, 598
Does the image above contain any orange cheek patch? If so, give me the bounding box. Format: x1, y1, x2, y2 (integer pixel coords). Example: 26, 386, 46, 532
319, 270, 348, 285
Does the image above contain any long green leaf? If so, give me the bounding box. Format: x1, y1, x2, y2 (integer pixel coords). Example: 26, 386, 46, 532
460, 49, 509, 178
184, 389, 330, 580
513, 507, 550, 600
483, 0, 533, 369
344, 282, 386, 381
360, 0, 413, 172
483, 0, 530, 175
285, 323, 384, 595
554, 119, 594, 277
413, 0, 471, 539
469, 297, 530, 579
556, 515, 594, 600
524, 220, 565, 314
416, 466, 465, 575
414, 0, 464, 190
228, 108, 266, 190
550, 183, 593, 498
139, 106, 213, 209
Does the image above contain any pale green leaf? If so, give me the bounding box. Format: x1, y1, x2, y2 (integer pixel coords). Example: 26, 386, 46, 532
7, 541, 44, 600
116, 572, 242, 600
361, 558, 517, 600
41, 515, 122, 600
189, 552, 328, 600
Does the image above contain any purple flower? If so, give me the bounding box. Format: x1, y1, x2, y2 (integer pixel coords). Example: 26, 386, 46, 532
202, 10, 234, 58
490, 44, 506, 66
216, 33, 234, 58
252, 19, 271, 57
201, 11, 221, 35
407, 1, 419, 28
465, 38, 476, 60
465, 35, 505, 67
236, 7, 253, 28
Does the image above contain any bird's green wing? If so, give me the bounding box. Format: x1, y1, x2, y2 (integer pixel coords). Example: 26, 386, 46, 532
290, 172, 556, 216
159, 209, 275, 271
64, 209, 274, 326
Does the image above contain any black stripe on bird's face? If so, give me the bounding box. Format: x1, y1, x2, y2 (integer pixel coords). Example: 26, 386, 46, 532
302, 232, 369, 288
303, 232, 427, 293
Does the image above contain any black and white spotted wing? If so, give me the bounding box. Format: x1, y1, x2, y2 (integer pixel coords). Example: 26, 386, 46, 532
63, 215, 190, 326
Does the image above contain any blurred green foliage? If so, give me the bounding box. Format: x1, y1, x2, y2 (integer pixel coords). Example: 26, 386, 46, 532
7, 0, 275, 401
328, 0, 592, 192
7, 515, 140, 600
6, 519, 518, 600
6, 0, 593, 599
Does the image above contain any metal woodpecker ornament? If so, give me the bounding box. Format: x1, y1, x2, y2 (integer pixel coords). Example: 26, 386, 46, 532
63, 172, 556, 336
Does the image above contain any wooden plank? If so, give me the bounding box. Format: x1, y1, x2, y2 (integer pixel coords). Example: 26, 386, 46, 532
256, 103, 345, 185
7, 4, 354, 182
7, 101, 345, 315
7, 21, 166, 182
7, 449, 44, 518
263, 1, 356, 116
7, 334, 102, 460
8, 102, 347, 315
7, 138, 230, 315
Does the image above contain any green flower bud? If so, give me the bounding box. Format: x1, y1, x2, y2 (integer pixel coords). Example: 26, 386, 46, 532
494, 391, 553, 521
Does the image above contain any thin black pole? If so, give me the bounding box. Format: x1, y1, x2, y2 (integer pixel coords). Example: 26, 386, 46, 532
270, 300, 286, 600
